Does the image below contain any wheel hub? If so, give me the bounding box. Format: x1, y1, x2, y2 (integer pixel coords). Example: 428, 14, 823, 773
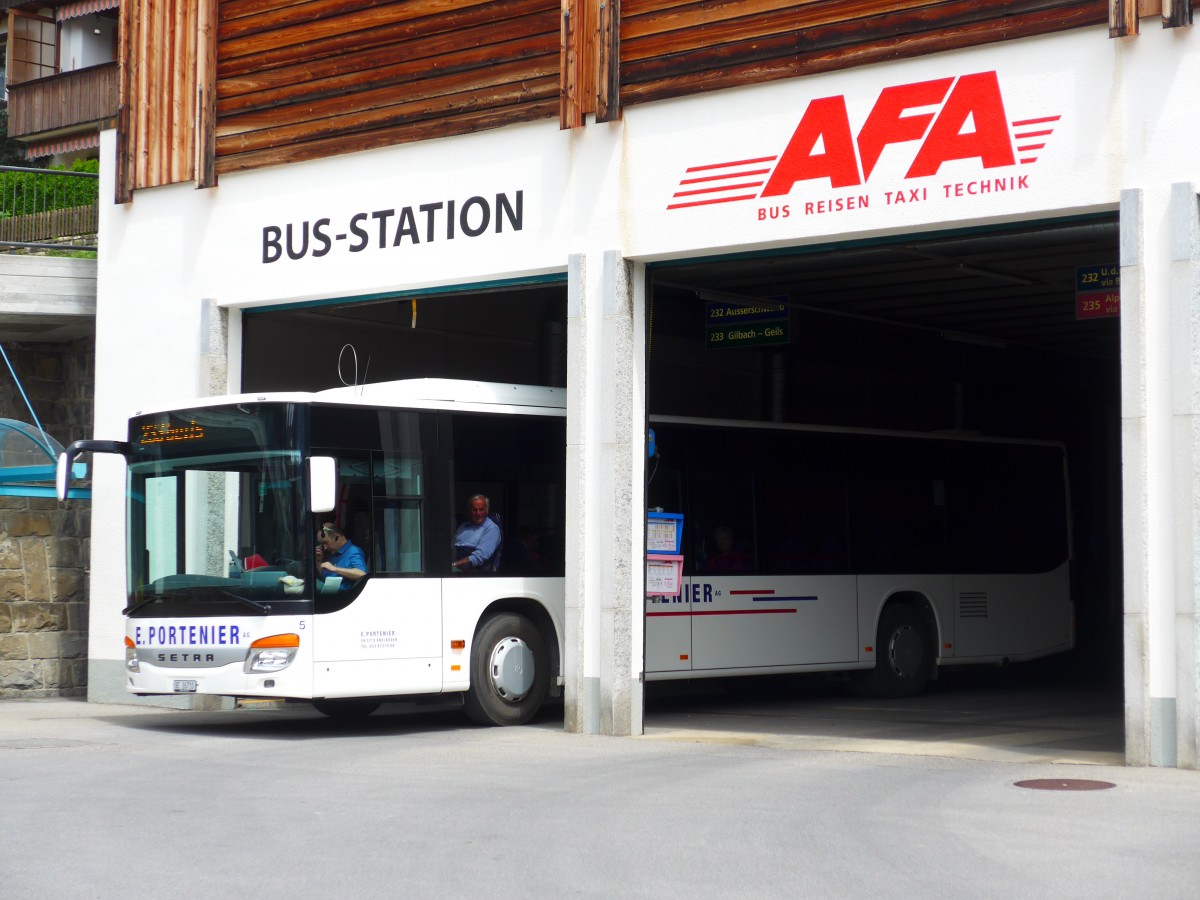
888, 624, 923, 679
488, 636, 535, 701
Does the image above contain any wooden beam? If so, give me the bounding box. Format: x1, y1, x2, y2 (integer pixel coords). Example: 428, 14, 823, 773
173, 0, 198, 185
219, 0, 512, 61
219, 0, 554, 81
561, 0, 582, 128
581, 0, 600, 119
1162, 0, 1193, 26
217, 59, 557, 144
1110, 0, 1139, 35
218, 17, 554, 103
196, 0, 218, 188
623, 2, 1104, 89
560, 0, 601, 128
215, 101, 557, 174
115, 0, 136, 204
596, 0, 620, 123
623, 0, 1096, 64
623, 5, 1106, 104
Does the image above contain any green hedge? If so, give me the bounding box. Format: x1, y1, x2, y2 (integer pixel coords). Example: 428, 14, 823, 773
0, 159, 100, 219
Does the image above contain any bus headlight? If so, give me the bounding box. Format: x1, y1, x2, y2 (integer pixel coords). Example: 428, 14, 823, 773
125, 636, 139, 673
244, 633, 300, 674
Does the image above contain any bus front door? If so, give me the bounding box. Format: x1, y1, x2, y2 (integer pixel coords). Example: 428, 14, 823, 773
311, 578, 442, 697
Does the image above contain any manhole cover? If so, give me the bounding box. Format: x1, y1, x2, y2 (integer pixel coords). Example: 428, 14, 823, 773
1014, 779, 1116, 791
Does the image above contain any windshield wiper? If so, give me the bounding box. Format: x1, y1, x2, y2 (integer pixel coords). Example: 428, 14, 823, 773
123, 587, 272, 616
220, 589, 272, 614
122, 595, 162, 616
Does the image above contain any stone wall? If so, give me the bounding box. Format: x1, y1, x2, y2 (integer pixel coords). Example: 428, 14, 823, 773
0, 337, 94, 697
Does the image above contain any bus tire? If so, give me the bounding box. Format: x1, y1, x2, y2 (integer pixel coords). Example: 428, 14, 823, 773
464, 612, 549, 726
312, 698, 381, 719
858, 604, 933, 698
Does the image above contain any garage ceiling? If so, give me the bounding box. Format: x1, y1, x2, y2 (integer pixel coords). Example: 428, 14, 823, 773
650, 216, 1121, 363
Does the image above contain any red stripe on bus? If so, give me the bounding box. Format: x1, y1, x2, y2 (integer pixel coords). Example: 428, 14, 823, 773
646, 609, 797, 617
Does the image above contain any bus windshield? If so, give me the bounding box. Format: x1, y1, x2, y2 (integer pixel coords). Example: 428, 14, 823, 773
125, 404, 308, 615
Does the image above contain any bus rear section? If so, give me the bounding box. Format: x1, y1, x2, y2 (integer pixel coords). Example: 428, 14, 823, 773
645, 418, 1073, 695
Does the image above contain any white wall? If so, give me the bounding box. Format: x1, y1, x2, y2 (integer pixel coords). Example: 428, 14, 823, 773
95, 27, 1197, 317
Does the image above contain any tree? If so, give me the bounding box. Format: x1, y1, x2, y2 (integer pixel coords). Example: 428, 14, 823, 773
0, 101, 33, 167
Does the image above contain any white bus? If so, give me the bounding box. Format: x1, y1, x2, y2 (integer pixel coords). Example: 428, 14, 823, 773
645, 415, 1073, 697
60, 379, 1073, 723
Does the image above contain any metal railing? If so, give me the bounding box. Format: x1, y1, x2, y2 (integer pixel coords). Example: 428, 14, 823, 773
0, 165, 99, 252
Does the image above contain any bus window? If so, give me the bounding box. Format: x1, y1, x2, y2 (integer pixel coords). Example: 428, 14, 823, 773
335, 455, 372, 570
311, 408, 436, 578
450, 413, 566, 577
850, 472, 948, 574
371, 449, 425, 574
946, 443, 1068, 573
762, 470, 850, 574
687, 468, 756, 574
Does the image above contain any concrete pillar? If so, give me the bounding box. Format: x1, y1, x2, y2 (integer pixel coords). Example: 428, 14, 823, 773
199, 298, 228, 398
1168, 185, 1200, 769
1122, 184, 1200, 768
564, 250, 646, 736
193, 298, 238, 713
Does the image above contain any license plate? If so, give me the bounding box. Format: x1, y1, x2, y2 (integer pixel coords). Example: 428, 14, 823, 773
173, 680, 198, 693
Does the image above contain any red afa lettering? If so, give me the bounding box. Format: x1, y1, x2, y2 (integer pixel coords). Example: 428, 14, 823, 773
760, 71, 1016, 196
858, 77, 953, 180
761, 96, 861, 195
908, 72, 1015, 177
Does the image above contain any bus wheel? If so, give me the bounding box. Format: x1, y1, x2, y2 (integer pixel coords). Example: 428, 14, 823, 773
312, 698, 381, 719
858, 605, 933, 698
465, 612, 549, 726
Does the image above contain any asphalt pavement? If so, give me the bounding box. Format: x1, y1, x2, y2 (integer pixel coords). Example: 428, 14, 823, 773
2, 690, 1196, 899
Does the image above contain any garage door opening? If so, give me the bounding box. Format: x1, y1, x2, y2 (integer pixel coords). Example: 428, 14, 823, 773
241, 282, 567, 393
641, 216, 1123, 760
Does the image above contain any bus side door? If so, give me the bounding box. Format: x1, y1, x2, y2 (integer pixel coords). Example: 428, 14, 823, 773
645, 582, 692, 673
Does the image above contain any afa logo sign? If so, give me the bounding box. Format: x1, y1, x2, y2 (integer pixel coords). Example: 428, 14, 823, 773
667, 71, 1060, 213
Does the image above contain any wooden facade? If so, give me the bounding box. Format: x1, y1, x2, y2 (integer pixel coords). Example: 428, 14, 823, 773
5, 63, 119, 139
115, 0, 202, 201
215, 0, 562, 173
115, 0, 1196, 199
618, 1, 1111, 107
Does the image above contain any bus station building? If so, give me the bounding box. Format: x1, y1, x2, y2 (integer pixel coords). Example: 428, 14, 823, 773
68, 2, 1200, 767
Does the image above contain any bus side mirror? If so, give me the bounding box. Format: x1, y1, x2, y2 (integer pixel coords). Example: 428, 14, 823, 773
309, 456, 337, 513
55, 439, 126, 501
55, 452, 73, 502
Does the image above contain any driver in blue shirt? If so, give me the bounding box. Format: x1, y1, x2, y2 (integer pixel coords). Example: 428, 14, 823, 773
319, 523, 367, 589
452, 495, 501, 573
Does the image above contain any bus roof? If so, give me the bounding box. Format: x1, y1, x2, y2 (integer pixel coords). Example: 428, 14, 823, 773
649, 412, 1065, 449
314, 379, 566, 409
132, 379, 567, 418
133, 380, 1057, 449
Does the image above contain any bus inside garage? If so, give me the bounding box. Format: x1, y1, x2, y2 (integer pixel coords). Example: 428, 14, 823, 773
234, 217, 1123, 757
640, 216, 1123, 754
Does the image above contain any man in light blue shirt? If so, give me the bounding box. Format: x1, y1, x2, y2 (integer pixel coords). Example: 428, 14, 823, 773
452, 494, 501, 573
